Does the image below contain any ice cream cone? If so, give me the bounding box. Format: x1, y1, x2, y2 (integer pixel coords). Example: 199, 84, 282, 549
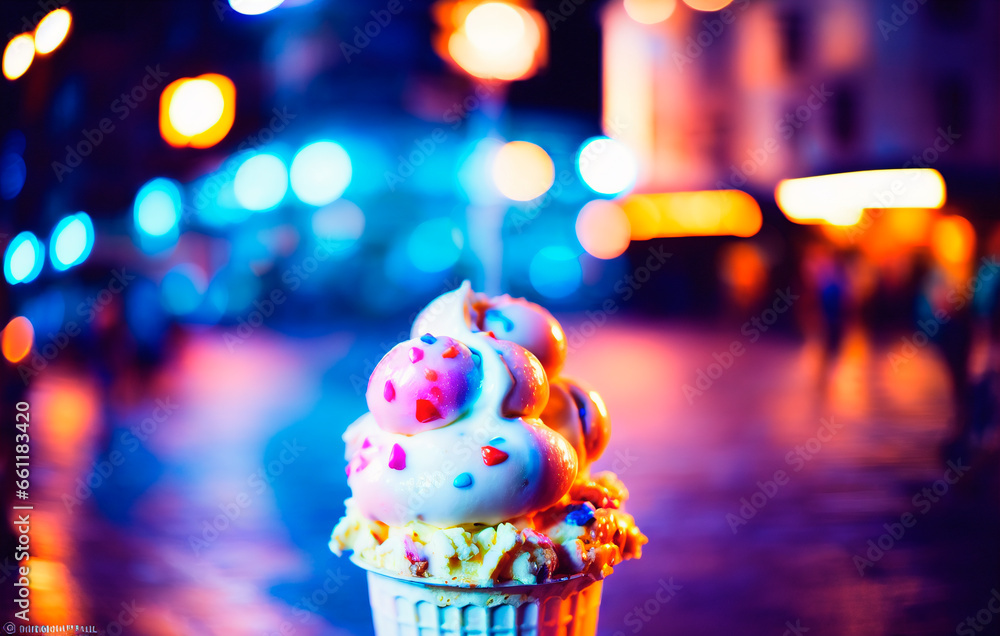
355, 556, 605, 636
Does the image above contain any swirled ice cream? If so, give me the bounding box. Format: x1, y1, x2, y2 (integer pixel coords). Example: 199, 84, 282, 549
330, 282, 646, 586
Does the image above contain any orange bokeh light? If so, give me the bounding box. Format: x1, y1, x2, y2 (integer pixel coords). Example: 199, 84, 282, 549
159, 74, 236, 149
624, 0, 677, 24
3, 33, 35, 80
2, 316, 34, 363
434, 1, 547, 81
492, 140, 554, 201
931, 215, 975, 266
576, 200, 632, 259
623, 190, 762, 238
681, 0, 734, 10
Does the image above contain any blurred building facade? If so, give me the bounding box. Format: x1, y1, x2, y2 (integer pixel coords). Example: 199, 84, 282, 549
603, 0, 1000, 204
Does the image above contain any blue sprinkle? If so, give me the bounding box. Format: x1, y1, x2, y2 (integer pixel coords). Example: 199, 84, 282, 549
453, 472, 474, 488
469, 349, 482, 366
489, 437, 505, 445
485, 308, 514, 332
566, 503, 596, 526
420, 333, 437, 344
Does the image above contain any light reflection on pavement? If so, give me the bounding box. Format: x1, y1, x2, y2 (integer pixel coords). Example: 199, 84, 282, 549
26, 320, 998, 635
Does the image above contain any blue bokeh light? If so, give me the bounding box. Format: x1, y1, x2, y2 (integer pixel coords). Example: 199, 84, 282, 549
135, 178, 182, 238
290, 140, 352, 206
311, 199, 365, 256
50, 212, 95, 271
407, 218, 463, 273
0, 153, 27, 200
4, 231, 44, 284
529, 246, 583, 299
21, 289, 66, 338
234, 153, 288, 211
160, 265, 207, 316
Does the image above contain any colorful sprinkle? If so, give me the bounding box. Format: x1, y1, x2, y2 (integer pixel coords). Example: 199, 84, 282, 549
441, 345, 458, 359
489, 437, 505, 445
485, 308, 514, 332
481, 446, 509, 466
484, 331, 496, 338
424, 368, 438, 381
388, 444, 406, 470
420, 333, 437, 344
470, 349, 482, 366
345, 464, 352, 477
409, 347, 424, 363
566, 503, 596, 526
383, 381, 395, 402
361, 437, 372, 449
415, 399, 441, 423
453, 472, 473, 488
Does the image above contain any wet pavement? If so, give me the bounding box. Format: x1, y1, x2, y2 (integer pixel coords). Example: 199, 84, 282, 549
23, 319, 1000, 635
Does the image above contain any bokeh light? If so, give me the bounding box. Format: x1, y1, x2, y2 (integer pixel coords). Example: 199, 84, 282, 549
445, 2, 544, 81
290, 141, 352, 206
776, 169, 946, 226
169, 80, 225, 136
576, 200, 632, 259
492, 141, 554, 201
458, 138, 503, 204
311, 199, 366, 254
34, 9, 72, 55
160, 264, 208, 315
529, 246, 582, 299
4, 231, 44, 284
624, 0, 677, 24
3, 33, 35, 80
135, 178, 183, 238
21, 289, 65, 340
577, 136, 638, 196
229, 0, 285, 15
234, 153, 289, 211
159, 74, 236, 148
624, 190, 762, 238
50, 212, 95, 271
931, 215, 976, 267
1, 316, 34, 363
407, 218, 463, 272
681, 0, 734, 10
0, 152, 26, 200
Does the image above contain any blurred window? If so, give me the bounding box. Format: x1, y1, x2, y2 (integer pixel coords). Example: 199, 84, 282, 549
935, 76, 970, 141
778, 10, 805, 72
830, 85, 858, 146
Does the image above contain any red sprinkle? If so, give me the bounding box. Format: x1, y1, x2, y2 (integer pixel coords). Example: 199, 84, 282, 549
388, 444, 406, 470
481, 446, 509, 466
424, 368, 438, 381
441, 346, 458, 359
416, 399, 441, 423
384, 381, 395, 402
409, 347, 424, 363
484, 331, 496, 338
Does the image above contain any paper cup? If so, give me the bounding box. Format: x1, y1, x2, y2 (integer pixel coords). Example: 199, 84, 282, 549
353, 558, 604, 636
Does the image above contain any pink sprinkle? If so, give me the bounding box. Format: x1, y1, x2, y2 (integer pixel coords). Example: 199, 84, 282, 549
409, 347, 424, 362
384, 380, 395, 402
345, 465, 352, 477
361, 437, 372, 449
388, 443, 406, 470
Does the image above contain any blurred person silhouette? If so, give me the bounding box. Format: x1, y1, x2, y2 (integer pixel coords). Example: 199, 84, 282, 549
801, 241, 849, 385
920, 216, 979, 462
964, 223, 1000, 448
